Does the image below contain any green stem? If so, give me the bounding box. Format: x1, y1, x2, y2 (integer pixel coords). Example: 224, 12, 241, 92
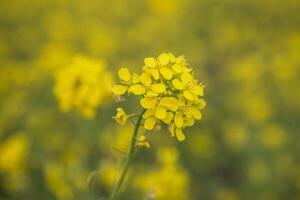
109, 110, 145, 200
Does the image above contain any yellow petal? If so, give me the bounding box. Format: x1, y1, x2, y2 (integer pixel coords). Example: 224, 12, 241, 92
172, 64, 182, 74
137, 136, 150, 148
140, 97, 157, 109
192, 85, 204, 96
182, 107, 193, 118
145, 91, 158, 97
172, 79, 184, 90
149, 69, 160, 80
169, 123, 175, 137
197, 98, 206, 109
155, 106, 167, 119
159, 97, 179, 111
116, 107, 126, 115
183, 90, 194, 101
151, 83, 166, 93
144, 142, 150, 148
136, 136, 151, 148
132, 73, 140, 84
129, 84, 145, 95
112, 84, 128, 95
190, 107, 202, 120
140, 73, 152, 87
176, 55, 187, 65
144, 57, 156, 68
168, 52, 176, 63
184, 117, 195, 127
161, 112, 174, 124
143, 109, 154, 119
140, 135, 146, 141
158, 53, 170, 66
175, 128, 185, 141
174, 112, 184, 128
144, 117, 156, 130
159, 67, 173, 80
118, 68, 131, 82
113, 107, 128, 125
181, 72, 193, 84
178, 97, 186, 107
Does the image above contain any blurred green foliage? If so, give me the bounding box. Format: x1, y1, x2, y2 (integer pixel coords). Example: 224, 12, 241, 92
0, 0, 300, 199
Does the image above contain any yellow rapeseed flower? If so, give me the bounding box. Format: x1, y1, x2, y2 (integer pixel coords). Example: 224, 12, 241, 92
113, 108, 132, 125
136, 135, 150, 148
112, 52, 206, 143
134, 147, 190, 200
54, 55, 112, 118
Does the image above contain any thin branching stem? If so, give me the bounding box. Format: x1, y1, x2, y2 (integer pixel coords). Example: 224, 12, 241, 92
109, 109, 145, 200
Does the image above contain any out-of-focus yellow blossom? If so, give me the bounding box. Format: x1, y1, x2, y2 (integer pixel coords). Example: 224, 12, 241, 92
247, 159, 271, 184
112, 52, 206, 142
223, 121, 248, 150
149, 0, 185, 14
157, 147, 179, 165
0, 134, 28, 193
99, 161, 119, 190
293, 167, 300, 191
136, 135, 150, 148
102, 126, 132, 153
134, 147, 190, 200
258, 124, 286, 150
43, 141, 89, 200
0, 134, 28, 172
215, 188, 240, 200
189, 131, 215, 158
113, 107, 133, 125
44, 164, 73, 199
54, 55, 112, 118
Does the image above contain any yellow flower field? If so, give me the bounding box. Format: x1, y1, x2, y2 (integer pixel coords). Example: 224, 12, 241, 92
0, 0, 299, 199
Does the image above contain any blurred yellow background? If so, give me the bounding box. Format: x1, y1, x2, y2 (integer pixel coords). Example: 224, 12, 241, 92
0, 0, 300, 199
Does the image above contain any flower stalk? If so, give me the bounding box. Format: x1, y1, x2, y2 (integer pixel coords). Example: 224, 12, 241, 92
109, 110, 145, 200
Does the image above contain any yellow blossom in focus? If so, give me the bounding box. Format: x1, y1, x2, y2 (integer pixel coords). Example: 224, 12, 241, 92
53, 55, 112, 118
112, 52, 206, 142
113, 107, 132, 125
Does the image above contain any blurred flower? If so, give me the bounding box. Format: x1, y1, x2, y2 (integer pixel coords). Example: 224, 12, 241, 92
0, 133, 28, 193
223, 121, 248, 150
112, 52, 206, 142
99, 160, 119, 190
53, 55, 113, 118
148, 0, 185, 14
215, 188, 240, 200
247, 159, 271, 184
134, 147, 190, 200
258, 124, 286, 150
44, 163, 73, 199
189, 131, 215, 158
0, 133, 28, 173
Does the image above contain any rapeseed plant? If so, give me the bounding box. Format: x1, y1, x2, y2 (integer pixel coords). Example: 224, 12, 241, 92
54, 55, 112, 118
110, 52, 205, 199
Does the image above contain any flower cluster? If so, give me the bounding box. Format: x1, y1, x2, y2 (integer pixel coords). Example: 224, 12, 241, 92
113, 52, 206, 141
54, 55, 112, 118
134, 147, 190, 199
